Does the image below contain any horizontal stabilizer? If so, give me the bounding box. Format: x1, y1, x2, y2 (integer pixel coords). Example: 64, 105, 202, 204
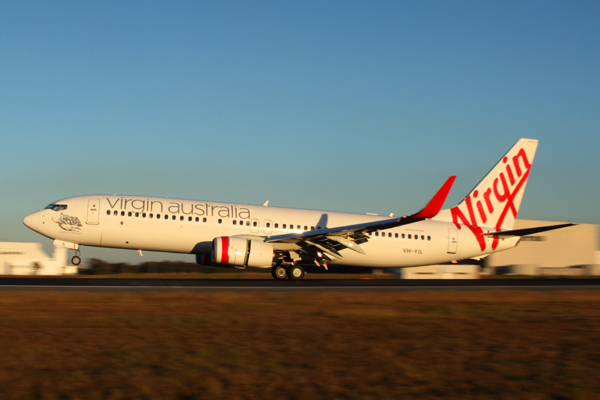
483, 223, 575, 237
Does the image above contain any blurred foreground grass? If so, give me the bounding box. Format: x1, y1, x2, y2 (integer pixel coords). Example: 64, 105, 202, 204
0, 290, 599, 400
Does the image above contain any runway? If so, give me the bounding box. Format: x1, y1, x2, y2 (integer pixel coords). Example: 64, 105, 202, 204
1, 277, 599, 292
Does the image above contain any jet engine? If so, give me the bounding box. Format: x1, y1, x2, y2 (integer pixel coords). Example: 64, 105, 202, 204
212, 237, 274, 268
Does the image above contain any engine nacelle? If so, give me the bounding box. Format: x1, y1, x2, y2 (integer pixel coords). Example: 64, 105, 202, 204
212, 237, 274, 268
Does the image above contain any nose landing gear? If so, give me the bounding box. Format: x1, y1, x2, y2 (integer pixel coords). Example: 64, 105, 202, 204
71, 250, 82, 266
53, 240, 82, 266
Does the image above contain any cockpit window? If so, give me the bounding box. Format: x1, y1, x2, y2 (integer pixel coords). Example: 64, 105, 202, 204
44, 204, 67, 211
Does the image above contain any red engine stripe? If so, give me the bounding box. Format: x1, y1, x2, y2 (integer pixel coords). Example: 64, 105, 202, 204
221, 237, 229, 264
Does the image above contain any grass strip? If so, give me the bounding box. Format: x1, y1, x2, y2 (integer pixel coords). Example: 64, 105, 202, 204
0, 290, 598, 399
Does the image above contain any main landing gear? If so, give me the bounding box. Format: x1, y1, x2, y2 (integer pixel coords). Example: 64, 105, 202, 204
271, 264, 305, 280
271, 264, 288, 280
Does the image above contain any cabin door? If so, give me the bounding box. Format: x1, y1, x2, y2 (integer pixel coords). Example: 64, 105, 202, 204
86, 198, 100, 225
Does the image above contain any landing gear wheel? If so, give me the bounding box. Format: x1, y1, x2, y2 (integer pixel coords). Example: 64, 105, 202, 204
287, 265, 305, 281
71, 256, 81, 266
271, 265, 288, 280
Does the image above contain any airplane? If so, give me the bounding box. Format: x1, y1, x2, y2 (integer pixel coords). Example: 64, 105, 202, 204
23, 138, 573, 280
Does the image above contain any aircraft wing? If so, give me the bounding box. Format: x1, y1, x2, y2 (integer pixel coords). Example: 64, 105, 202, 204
265, 176, 456, 259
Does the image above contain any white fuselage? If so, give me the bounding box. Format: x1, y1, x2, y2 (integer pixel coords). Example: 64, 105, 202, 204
23, 195, 520, 268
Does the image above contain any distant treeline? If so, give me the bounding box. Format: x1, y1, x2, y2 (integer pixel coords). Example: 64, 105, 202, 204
83, 259, 374, 275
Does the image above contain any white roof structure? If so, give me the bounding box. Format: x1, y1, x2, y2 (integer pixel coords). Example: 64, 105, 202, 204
0, 242, 76, 275
484, 220, 598, 271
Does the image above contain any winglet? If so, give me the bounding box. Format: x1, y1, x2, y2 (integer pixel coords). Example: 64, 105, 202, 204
410, 176, 456, 219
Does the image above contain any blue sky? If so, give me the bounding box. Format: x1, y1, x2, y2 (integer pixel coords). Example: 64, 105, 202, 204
1, 1, 599, 263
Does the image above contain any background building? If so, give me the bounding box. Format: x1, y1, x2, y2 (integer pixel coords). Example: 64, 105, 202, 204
0, 242, 75, 275
399, 220, 598, 278
484, 220, 598, 276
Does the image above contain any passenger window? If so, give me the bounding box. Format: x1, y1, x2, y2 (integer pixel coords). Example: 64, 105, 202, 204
375, 232, 379, 236
106, 211, 110, 216
408, 234, 412, 239
180, 216, 184, 221
142, 213, 146, 218
253, 221, 257, 227
172, 215, 176, 220
304, 226, 308, 231
274, 223, 279, 228
427, 236, 431, 241
233, 220, 237, 225
114, 211, 118, 216
165, 215, 169, 220
203, 218, 207, 223
421, 235, 425, 240
188, 216, 192, 221
395, 233, 398, 238
402, 233, 405, 239
266, 222, 271, 228
121, 211, 125, 217
149, 214, 153, 218
218, 219, 222, 224
195, 217, 199, 222
128, 212, 132, 217
283, 224, 287, 229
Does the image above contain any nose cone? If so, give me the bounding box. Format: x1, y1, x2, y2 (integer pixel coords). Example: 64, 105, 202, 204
23, 212, 39, 231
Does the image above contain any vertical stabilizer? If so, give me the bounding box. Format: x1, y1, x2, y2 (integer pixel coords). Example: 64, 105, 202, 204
435, 138, 538, 249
